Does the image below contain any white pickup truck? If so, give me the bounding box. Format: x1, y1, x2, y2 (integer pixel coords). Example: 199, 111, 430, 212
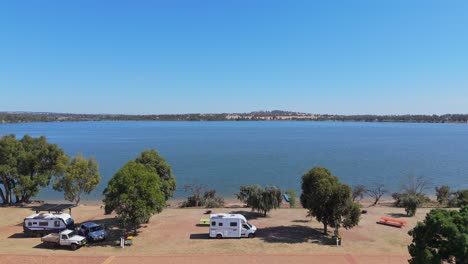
41, 229, 87, 250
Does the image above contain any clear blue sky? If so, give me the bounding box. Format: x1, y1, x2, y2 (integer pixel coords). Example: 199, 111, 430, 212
1, 0, 467, 115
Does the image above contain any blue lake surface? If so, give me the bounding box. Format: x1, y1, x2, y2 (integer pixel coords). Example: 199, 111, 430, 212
1, 121, 467, 201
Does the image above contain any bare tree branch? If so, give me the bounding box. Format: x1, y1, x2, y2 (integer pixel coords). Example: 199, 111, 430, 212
366, 183, 387, 206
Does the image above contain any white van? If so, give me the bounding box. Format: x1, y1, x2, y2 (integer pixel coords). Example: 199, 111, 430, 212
209, 213, 257, 239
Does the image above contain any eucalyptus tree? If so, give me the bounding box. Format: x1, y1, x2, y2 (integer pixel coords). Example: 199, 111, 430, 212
53, 154, 100, 205
301, 166, 361, 234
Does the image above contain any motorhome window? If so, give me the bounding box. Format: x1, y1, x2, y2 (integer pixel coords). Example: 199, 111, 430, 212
230, 222, 237, 227
242, 224, 250, 230
28, 222, 32, 226
211, 221, 216, 226
218, 222, 223, 227
54, 221, 60, 227
61, 235, 67, 240
39, 222, 48, 226
33, 222, 37, 225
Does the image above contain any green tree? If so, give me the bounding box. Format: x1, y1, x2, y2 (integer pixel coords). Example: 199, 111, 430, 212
103, 161, 165, 232
435, 185, 451, 205
1, 135, 68, 204
236, 185, 282, 216
408, 206, 468, 264
53, 154, 100, 205
0, 135, 23, 204
300, 166, 361, 234
14, 135, 68, 203
135, 149, 176, 201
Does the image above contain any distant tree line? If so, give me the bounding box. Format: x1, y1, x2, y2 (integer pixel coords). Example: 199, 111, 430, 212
2, 112, 468, 123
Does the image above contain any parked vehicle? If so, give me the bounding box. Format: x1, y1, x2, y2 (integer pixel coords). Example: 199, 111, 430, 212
41, 229, 87, 250
23, 212, 75, 237
209, 213, 257, 239
78, 222, 106, 241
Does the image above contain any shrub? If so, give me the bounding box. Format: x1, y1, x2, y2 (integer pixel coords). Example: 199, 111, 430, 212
392, 192, 402, 207
285, 189, 296, 208
401, 194, 423, 216
435, 185, 451, 205
448, 189, 468, 207
181, 186, 224, 208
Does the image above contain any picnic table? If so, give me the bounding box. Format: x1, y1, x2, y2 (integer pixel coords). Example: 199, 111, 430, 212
377, 216, 407, 228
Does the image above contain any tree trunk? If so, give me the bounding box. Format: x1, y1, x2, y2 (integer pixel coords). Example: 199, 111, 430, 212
6, 187, 12, 205
0, 188, 6, 204
263, 210, 267, 217
1, 178, 12, 204
21, 193, 31, 204
75, 195, 81, 206
8, 190, 13, 205
323, 223, 328, 234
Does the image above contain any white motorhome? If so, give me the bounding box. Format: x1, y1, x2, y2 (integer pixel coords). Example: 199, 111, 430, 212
23, 212, 75, 237
209, 213, 257, 239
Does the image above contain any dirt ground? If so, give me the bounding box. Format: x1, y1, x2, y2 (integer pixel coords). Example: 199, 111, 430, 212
0, 200, 433, 263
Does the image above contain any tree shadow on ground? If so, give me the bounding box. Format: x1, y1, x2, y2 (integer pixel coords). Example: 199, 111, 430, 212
257, 225, 333, 245
291, 219, 310, 223
228, 211, 264, 220
225, 204, 246, 209
386, 213, 408, 218
189, 233, 210, 239
77, 217, 137, 248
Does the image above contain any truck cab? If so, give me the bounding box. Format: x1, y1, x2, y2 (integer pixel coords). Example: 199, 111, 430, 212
41, 229, 87, 250
79, 222, 106, 241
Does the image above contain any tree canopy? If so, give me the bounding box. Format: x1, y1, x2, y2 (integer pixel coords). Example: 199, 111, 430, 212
0, 134, 68, 204
135, 149, 176, 201
408, 206, 468, 264
103, 161, 165, 231
236, 185, 282, 216
300, 166, 361, 234
53, 154, 100, 205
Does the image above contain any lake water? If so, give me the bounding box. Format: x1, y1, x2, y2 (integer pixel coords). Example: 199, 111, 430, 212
1, 121, 467, 201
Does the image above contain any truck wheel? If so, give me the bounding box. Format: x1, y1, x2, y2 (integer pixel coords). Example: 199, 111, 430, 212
70, 243, 78, 250
248, 233, 255, 238
216, 234, 222, 239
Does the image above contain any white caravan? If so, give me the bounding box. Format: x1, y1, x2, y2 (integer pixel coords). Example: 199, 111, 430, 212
23, 212, 75, 237
209, 213, 257, 239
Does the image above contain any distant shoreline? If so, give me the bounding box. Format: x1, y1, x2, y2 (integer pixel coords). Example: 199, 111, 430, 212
1, 111, 468, 124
